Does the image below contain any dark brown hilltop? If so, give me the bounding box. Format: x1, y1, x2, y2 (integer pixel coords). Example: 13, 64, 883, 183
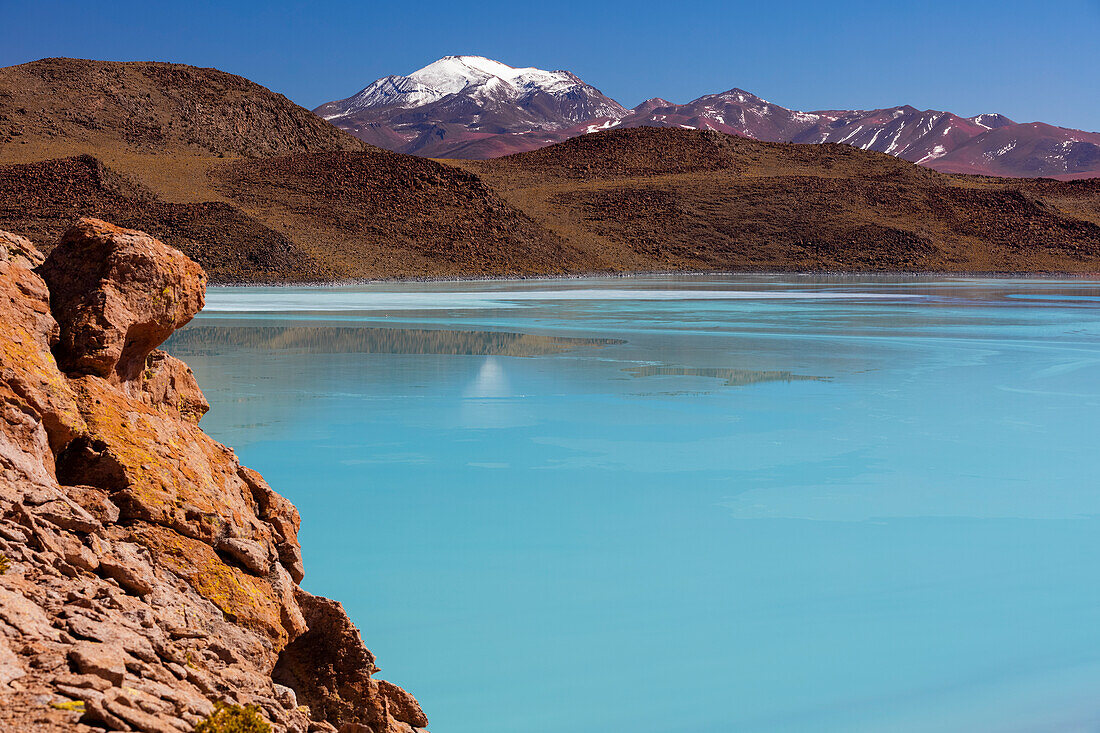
0, 58, 363, 160
1, 58, 1099, 281
0, 57, 364, 223
0, 155, 328, 282
0, 218, 426, 732
208, 147, 584, 278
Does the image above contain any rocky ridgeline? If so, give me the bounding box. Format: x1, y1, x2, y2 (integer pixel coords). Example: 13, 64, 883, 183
0, 219, 427, 732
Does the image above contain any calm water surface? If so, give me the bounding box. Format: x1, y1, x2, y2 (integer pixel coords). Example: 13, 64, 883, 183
166, 276, 1100, 733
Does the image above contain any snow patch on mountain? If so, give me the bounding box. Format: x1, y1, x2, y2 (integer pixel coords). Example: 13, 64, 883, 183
917, 144, 948, 164
324, 56, 626, 122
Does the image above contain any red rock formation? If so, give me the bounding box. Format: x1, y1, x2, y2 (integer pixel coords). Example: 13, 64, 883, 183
0, 219, 425, 732
39, 218, 207, 383
273, 592, 428, 733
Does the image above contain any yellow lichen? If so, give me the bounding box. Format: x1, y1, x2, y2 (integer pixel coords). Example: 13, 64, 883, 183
132, 525, 287, 644
193, 702, 270, 733
50, 700, 86, 712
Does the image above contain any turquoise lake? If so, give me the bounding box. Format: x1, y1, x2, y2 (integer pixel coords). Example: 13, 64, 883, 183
165, 276, 1100, 733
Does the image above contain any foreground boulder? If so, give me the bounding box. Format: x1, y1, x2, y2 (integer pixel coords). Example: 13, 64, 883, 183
0, 219, 425, 732
39, 218, 206, 383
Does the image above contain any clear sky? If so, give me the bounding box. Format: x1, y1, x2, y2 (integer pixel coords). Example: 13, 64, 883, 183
2, 0, 1098, 131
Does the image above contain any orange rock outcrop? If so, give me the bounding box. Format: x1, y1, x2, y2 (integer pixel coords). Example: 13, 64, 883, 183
0, 219, 425, 732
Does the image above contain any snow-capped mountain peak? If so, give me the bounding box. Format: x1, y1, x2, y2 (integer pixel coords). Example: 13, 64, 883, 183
319, 56, 625, 121
969, 113, 1015, 130
314, 56, 628, 153
408, 56, 579, 99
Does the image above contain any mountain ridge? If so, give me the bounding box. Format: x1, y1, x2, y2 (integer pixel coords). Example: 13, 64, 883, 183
314, 55, 627, 157
318, 57, 1100, 179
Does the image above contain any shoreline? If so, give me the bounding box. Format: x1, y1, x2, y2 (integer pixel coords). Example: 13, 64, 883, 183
208, 268, 1100, 288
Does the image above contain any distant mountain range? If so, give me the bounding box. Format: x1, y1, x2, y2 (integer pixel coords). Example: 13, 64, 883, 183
316, 56, 1100, 179
3, 57, 1100, 284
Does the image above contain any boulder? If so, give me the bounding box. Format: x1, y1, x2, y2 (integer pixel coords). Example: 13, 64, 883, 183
0, 586, 60, 641
98, 541, 158, 597
0, 231, 45, 269
0, 231, 85, 466
64, 484, 121, 524
39, 218, 206, 382
0, 634, 26, 687
275, 591, 427, 731
217, 537, 272, 575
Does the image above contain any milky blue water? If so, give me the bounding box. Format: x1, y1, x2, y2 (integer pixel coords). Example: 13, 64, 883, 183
166, 276, 1100, 733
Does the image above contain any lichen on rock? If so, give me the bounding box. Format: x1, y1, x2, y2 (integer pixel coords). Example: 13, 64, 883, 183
0, 219, 426, 732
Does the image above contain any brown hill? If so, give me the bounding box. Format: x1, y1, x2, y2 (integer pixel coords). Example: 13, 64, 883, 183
0, 58, 363, 158
0, 148, 576, 282
0, 58, 364, 205
208, 146, 583, 278
481, 126, 940, 180
462, 128, 1100, 274
0, 155, 327, 282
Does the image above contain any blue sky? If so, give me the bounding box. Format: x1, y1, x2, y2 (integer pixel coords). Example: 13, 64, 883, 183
2, 0, 1098, 131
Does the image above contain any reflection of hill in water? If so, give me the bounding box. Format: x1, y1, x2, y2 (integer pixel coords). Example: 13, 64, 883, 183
167, 325, 624, 356
625, 365, 827, 387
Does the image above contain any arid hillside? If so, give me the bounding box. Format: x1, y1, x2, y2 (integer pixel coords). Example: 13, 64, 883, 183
0, 155, 328, 282
461, 128, 1100, 274
0, 58, 362, 159
2, 58, 1099, 280
0, 57, 364, 204
208, 146, 583, 278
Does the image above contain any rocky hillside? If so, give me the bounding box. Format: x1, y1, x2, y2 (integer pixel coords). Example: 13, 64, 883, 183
0, 58, 364, 158
0, 219, 426, 733
464, 128, 1100, 273
209, 146, 583, 279
0, 155, 328, 282
0, 146, 576, 282
4, 127, 1100, 280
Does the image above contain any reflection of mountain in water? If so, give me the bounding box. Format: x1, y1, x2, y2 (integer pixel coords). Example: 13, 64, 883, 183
624, 365, 827, 387
167, 325, 624, 357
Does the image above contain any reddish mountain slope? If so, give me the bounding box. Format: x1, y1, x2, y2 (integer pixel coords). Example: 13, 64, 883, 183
615, 94, 1100, 178
930, 123, 1100, 179
314, 56, 625, 158
318, 58, 1099, 178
